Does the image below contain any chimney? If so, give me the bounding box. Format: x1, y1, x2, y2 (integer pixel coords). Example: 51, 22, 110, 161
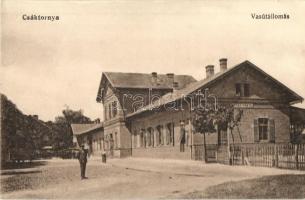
151, 72, 157, 85
219, 58, 227, 72
173, 81, 179, 89
205, 65, 214, 78
166, 73, 174, 87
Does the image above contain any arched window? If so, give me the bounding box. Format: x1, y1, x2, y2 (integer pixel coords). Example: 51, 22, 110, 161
108, 104, 112, 119
112, 101, 117, 117
140, 129, 145, 147
156, 125, 163, 146
114, 132, 118, 148
146, 129, 151, 147
147, 127, 154, 147
166, 123, 172, 145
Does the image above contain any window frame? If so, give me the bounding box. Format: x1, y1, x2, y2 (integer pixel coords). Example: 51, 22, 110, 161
235, 82, 250, 97
244, 83, 250, 97
235, 83, 242, 97
258, 118, 269, 141
112, 101, 117, 117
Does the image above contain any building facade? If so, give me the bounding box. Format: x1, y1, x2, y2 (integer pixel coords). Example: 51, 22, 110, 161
290, 106, 305, 143
71, 123, 104, 156
95, 59, 304, 160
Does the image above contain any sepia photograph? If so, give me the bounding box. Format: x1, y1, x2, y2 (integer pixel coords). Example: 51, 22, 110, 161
1, 0, 305, 199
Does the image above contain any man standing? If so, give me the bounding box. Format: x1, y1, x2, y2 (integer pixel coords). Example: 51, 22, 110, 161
78, 145, 88, 180
179, 121, 186, 152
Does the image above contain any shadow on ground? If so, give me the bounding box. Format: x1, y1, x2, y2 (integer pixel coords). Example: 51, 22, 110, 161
1, 160, 47, 170
1, 170, 42, 176
182, 174, 305, 199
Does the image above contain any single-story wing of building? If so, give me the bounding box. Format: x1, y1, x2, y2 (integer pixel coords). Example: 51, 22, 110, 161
71, 123, 104, 156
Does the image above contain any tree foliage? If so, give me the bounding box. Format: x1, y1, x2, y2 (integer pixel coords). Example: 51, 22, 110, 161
193, 103, 243, 135
51, 107, 93, 150
192, 102, 243, 162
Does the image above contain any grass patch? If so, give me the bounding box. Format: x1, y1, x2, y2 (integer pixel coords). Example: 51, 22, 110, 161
184, 174, 305, 199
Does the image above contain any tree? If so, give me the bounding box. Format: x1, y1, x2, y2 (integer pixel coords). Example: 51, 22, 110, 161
192, 103, 243, 163
52, 106, 93, 150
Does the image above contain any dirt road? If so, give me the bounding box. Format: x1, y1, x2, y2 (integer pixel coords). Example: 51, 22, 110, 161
1, 157, 304, 199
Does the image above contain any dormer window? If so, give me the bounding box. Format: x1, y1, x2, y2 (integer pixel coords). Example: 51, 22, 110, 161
235, 83, 250, 97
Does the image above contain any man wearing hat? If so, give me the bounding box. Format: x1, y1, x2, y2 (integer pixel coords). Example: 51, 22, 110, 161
179, 121, 186, 152
78, 144, 88, 179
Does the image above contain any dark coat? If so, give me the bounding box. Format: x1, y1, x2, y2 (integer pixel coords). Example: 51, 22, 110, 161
78, 149, 88, 163
180, 127, 186, 144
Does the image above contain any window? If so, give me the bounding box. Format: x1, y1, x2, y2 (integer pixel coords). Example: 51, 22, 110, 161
166, 123, 172, 145
258, 118, 268, 140
114, 132, 118, 148
112, 101, 117, 117
141, 129, 146, 147
104, 106, 108, 120
146, 130, 151, 147
109, 133, 114, 150
254, 118, 275, 143
218, 130, 228, 145
98, 138, 102, 150
148, 127, 154, 147
235, 83, 242, 97
157, 125, 163, 146
93, 139, 96, 151
166, 123, 175, 146
235, 83, 250, 97
140, 131, 144, 147
244, 83, 250, 97
108, 104, 112, 119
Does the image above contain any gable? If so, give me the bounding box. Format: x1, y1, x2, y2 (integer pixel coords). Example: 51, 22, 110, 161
206, 61, 303, 104
105, 84, 114, 97
96, 73, 115, 103
127, 60, 303, 118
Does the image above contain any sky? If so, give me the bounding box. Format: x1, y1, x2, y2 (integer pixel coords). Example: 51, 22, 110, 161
1, 0, 305, 121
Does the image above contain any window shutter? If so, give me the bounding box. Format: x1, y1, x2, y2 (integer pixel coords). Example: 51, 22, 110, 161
269, 119, 275, 143
254, 119, 259, 142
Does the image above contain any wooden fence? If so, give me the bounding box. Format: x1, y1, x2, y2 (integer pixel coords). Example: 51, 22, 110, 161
218, 143, 305, 170
193, 144, 217, 162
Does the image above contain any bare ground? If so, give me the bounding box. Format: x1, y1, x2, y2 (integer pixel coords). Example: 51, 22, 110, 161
1, 157, 304, 199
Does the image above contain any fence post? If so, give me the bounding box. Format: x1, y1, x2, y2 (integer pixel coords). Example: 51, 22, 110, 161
227, 128, 231, 165
295, 144, 299, 170
241, 147, 245, 165
215, 145, 218, 162
274, 145, 279, 168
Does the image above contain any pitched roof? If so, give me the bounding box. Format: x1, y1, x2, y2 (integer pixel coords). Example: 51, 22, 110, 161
96, 72, 196, 102
127, 60, 304, 118
290, 106, 305, 123
103, 72, 196, 89
71, 123, 104, 136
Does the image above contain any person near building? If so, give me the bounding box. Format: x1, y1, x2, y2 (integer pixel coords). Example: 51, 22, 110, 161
179, 121, 186, 152
77, 145, 88, 180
